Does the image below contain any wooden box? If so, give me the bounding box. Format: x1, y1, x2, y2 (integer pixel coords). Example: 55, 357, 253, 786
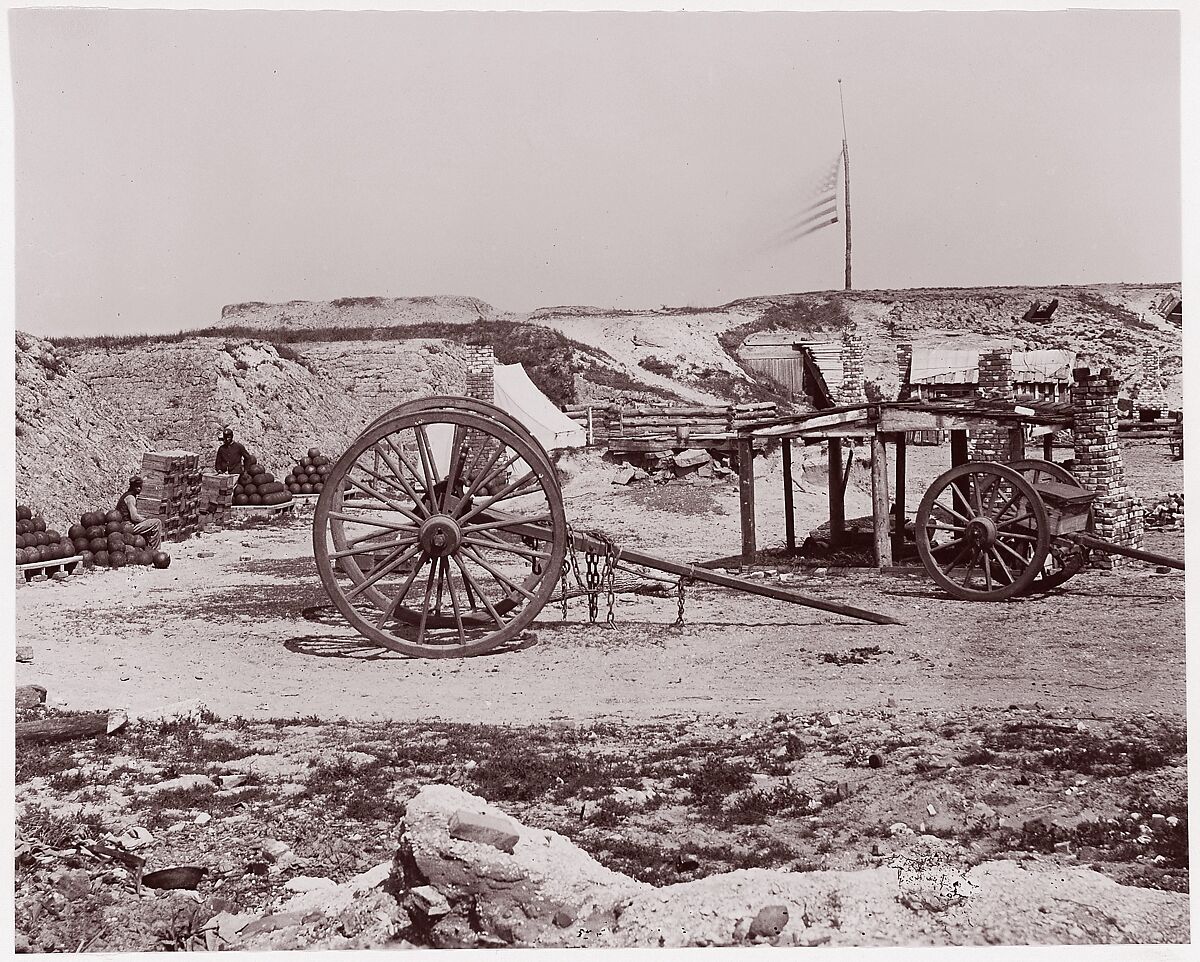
1032, 481, 1096, 535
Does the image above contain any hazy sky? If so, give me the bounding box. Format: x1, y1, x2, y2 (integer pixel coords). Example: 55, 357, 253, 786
7, 5, 1183, 337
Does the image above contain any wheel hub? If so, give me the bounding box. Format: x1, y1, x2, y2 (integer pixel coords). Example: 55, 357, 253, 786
419, 515, 463, 557
965, 516, 997, 550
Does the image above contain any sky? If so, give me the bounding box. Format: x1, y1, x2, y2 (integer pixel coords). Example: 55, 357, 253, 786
5, 3, 1185, 337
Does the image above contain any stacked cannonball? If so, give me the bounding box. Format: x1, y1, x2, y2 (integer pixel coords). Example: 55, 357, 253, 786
15, 505, 75, 566
233, 455, 293, 506
286, 448, 332, 495
69, 510, 171, 570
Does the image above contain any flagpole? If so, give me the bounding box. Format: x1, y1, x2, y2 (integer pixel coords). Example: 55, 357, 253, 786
839, 79, 852, 291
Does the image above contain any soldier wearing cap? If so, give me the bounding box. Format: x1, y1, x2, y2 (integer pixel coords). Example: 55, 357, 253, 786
214, 426, 254, 475
116, 476, 163, 550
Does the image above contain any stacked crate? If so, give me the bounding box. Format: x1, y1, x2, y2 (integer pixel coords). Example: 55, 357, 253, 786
198, 471, 236, 527
137, 449, 202, 542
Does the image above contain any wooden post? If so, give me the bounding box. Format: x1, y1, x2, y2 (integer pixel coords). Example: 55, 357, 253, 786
1008, 426, 1026, 461
1042, 432, 1054, 461
782, 439, 796, 552
950, 429, 970, 516
871, 434, 891, 567
827, 437, 845, 549
587, 407, 594, 446
892, 432, 907, 561
737, 436, 756, 567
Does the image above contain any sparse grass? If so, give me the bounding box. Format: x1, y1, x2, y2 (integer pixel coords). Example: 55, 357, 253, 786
724, 782, 814, 825
980, 718, 1185, 776
687, 755, 753, 810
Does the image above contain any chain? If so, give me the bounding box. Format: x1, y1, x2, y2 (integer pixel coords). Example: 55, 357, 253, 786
559, 558, 570, 619
603, 540, 617, 628
674, 577, 688, 626
584, 551, 600, 622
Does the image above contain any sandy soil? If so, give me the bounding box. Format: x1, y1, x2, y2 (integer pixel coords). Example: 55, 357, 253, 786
15, 440, 1185, 727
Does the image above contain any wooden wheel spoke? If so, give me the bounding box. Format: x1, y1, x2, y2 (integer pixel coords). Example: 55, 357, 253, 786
344, 473, 424, 524
346, 543, 422, 601
990, 488, 1023, 524
373, 442, 432, 518
997, 530, 1038, 543
441, 423, 467, 512
989, 547, 1017, 585
458, 545, 538, 601
456, 444, 511, 506
414, 424, 442, 491
930, 536, 968, 553
413, 559, 440, 646
382, 435, 432, 501
925, 522, 966, 534
932, 498, 975, 526
462, 513, 553, 536
329, 510, 416, 532
458, 470, 539, 526
941, 543, 973, 573
442, 557, 467, 645
994, 539, 1031, 567
463, 533, 552, 561
969, 480, 984, 515
375, 552, 429, 628
330, 534, 418, 560
982, 552, 993, 590
997, 512, 1036, 530
961, 552, 978, 587
451, 554, 506, 629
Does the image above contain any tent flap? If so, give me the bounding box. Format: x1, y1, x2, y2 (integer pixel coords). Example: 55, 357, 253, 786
492, 364, 587, 451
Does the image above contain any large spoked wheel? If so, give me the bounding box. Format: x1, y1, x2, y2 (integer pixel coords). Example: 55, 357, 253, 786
314, 406, 567, 657
915, 461, 1051, 601
1010, 459, 1089, 593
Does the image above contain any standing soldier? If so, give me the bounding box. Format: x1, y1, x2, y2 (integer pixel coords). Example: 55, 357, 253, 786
215, 426, 254, 475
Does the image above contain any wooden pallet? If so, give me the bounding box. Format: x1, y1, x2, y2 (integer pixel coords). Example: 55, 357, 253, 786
16, 555, 84, 582
230, 501, 296, 519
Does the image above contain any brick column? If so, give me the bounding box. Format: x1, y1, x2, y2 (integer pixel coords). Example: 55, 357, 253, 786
1137, 349, 1167, 417
1072, 367, 1144, 567
896, 343, 913, 399
969, 349, 1014, 462
836, 325, 866, 405
464, 345, 495, 402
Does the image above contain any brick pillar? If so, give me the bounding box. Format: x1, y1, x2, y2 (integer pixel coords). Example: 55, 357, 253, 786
1072, 367, 1144, 567
1138, 349, 1167, 417
895, 343, 913, 399
464, 345, 495, 402
837, 325, 866, 405
969, 349, 1014, 461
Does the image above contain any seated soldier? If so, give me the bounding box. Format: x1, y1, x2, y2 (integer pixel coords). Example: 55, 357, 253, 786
117, 476, 163, 550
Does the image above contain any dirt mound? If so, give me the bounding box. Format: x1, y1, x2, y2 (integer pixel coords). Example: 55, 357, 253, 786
14, 332, 155, 525
221, 295, 495, 331
22, 334, 467, 526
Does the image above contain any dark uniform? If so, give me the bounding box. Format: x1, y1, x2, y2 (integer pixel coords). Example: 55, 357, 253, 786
215, 439, 252, 474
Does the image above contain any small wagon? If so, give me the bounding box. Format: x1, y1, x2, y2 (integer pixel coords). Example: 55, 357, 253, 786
914, 459, 1183, 601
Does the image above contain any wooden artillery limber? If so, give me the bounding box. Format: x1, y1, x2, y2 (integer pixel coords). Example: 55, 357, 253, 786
312, 396, 901, 658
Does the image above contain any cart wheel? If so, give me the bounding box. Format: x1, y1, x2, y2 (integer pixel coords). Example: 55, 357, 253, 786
915, 461, 1051, 601
365, 395, 557, 476
1009, 459, 1090, 592
314, 405, 567, 657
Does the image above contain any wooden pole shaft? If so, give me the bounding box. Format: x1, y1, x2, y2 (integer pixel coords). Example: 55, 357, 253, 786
828, 438, 845, 549
1042, 432, 1054, 461
843, 139, 852, 290
738, 436, 757, 567
782, 439, 796, 552
871, 434, 891, 567
892, 433, 907, 561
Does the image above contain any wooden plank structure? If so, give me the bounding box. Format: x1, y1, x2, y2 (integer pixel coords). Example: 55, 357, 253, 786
734, 399, 1075, 568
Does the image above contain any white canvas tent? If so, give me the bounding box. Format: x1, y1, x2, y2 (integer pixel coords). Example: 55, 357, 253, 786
493, 363, 586, 451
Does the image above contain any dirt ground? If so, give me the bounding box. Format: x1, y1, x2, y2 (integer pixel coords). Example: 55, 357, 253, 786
14, 439, 1186, 726
13, 436, 1188, 950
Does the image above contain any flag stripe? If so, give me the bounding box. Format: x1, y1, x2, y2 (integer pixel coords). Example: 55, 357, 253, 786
788, 202, 838, 228
779, 217, 839, 244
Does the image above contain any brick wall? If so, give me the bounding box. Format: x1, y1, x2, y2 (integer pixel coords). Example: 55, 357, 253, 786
896, 343, 913, 398
465, 345, 496, 402
969, 349, 1015, 462
1137, 349, 1168, 416
1071, 367, 1143, 567
836, 325, 866, 405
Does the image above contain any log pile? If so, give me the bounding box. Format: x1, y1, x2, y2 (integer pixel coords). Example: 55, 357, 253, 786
563, 402, 777, 446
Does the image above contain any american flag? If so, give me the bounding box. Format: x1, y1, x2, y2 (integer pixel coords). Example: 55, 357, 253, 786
776, 153, 841, 245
